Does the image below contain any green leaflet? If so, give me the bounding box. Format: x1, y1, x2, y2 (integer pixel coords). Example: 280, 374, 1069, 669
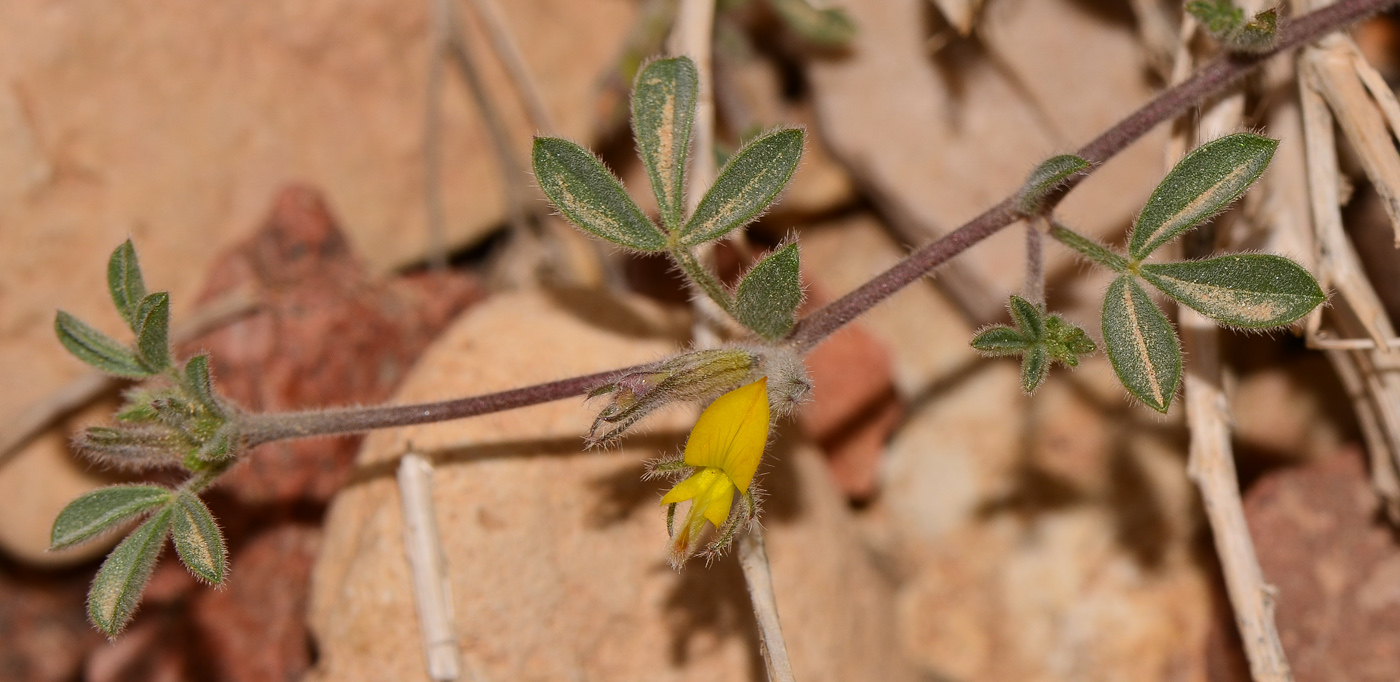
971, 325, 1033, 354
107, 240, 148, 330
1008, 294, 1043, 340
184, 354, 222, 415
632, 57, 698, 232
1186, 0, 1244, 35
1021, 347, 1049, 395
1018, 154, 1090, 214
55, 311, 152, 378
134, 292, 172, 372
171, 492, 227, 584
765, 0, 857, 47
970, 295, 1095, 394
733, 243, 803, 341
681, 128, 804, 247
1139, 254, 1326, 329
532, 137, 666, 251
1129, 133, 1277, 260
50, 485, 172, 550
1101, 276, 1181, 413
88, 507, 172, 636
195, 422, 238, 462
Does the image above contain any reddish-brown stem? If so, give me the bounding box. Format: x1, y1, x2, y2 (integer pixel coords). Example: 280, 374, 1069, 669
239, 366, 643, 446
236, 0, 1395, 445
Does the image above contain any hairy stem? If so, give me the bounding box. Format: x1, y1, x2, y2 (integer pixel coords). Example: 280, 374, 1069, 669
789, 0, 1393, 352
238, 366, 642, 447
219, 0, 1391, 446
738, 526, 795, 682
1024, 217, 1046, 306
672, 248, 735, 312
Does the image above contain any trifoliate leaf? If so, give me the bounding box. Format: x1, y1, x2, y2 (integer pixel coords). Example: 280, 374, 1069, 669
970, 296, 1095, 394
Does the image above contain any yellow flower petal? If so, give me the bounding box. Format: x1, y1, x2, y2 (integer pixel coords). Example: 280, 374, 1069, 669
682, 378, 769, 492
659, 467, 722, 505
658, 468, 736, 528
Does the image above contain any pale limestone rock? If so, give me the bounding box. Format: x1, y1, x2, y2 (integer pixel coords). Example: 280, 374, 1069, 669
306, 290, 916, 682
807, 0, 1165, 297
0, 0, 634, 565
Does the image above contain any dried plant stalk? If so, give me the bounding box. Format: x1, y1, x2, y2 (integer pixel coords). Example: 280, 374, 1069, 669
1169, 15, 1293, 681
398, 452, 466, 682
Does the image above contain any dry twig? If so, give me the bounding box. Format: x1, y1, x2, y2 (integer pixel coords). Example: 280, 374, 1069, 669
1168, 12, 1293, 680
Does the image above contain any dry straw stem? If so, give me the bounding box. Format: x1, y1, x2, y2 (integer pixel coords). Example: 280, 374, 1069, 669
1183, 311, 1292, 682
1169, 16, 1292, 680
1297, 25, 1400, 519
424, 0, 535, 271
236, 0, 1396, 444
1298, 17, 1400, 242
0, 287, 259, 467
738, 526, 795, 682
397, 452, 468, 682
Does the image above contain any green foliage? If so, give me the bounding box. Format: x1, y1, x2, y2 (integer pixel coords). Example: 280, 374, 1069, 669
971, 296, 1096, 394
107, 240, 148, 330
54, 312, 153, 378
534, 56, 806, 343
1046, 134, 1322, 411
1186, 1, 1277, 52
133, 292, 172, 372
633, 57, 698, 232
1130, 133, 1277, 260
765, 0, 857, 47
1018, 154, 1090, 214
531, 137, 666, 252
733, 243, 803, 341
184, 354, 222, 415
1186, 0, 1245, 35
681, 128, 804, 247
88, 507, 172, 637
50, 485, 172, 550
1101, 276, 1181, 413
1139, 255, 1326, 329
171, 492, 227, 585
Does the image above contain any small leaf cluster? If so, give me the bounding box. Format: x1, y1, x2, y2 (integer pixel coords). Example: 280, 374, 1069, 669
1050, 133, 1326, 412
972, 296, 1096, 394
532, 56, 806, 342
52, 485, 227, 636
51, 240, 235, 636
1186, 0, 1278, 53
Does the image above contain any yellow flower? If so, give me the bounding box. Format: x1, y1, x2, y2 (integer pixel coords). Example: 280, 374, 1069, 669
659, 377, 769, 565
